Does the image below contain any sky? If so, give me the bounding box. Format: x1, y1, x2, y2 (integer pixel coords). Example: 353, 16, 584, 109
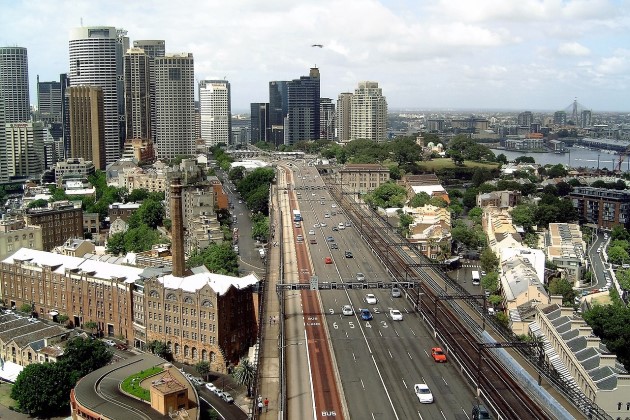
2, 0, 630, 113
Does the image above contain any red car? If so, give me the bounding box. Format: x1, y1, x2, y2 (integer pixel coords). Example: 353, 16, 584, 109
324, 257, 333, 264
431, 347, 447, 363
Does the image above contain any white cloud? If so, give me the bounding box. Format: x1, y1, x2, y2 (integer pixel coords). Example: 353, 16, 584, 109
596, 49, 630, 75
558, 42, 591, 56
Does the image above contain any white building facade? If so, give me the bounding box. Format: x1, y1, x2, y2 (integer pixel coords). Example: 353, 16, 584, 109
199, 80, 231, 149
350, 81, 387, 143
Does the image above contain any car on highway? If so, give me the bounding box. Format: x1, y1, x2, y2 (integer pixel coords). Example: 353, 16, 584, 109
331, 204, 337, 208
344, 250, 353, 258
326, 236, 335, 242
391, 287, 401, 298
324, 257, 333, 264
332, 226, 338, 231
472, 403, 491, 419
313, 223, 320, 228
294, 222, 301, 228
356, 272, 365, 282
330, 243, 338, 249
389, 309, 403, 321
360, 308, 373, 320
222, 392, 234, 404
342, 305, 354, 316
309, 238, 317, 244
204, 382, 217, 392
365, 294, 377, 304
296, 234, 303, 242
308, 229, 315, 235
431, 347, 447, 363
324, 213, 330, 218
414, 383, 434, 403
320, 222, 327, 227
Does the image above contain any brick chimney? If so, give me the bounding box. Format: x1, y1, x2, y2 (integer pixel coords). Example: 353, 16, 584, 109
170, 178, 185, 277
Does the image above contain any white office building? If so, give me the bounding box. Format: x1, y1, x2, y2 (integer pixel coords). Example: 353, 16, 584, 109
199, 80, 231, 148
350, 81, 387, 143
154, 53, 195, 159
68, 26, 127, 165
5, 122, 45, 178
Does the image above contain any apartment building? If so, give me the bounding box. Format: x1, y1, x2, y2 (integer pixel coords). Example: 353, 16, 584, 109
0, 218, 43, 260
546, 223, 587, 286
400, 174, 450, 204
570, 187, 630, 229
54, 158, 96, 186
404, 204, 451, 260
108, 202, 142, 224
25, 201, 83, 251
482, 207, 523, 253
476, 190, 521, 209
338, 164, 390, 194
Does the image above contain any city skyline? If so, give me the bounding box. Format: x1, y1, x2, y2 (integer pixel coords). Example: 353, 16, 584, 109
3, 0, 630, 113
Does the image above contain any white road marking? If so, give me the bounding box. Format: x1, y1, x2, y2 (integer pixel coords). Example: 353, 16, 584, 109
442, 377, 448, 386
402, 378, 407, 388
361, 378, 365, 389
440, 411, 447, 420
388, 349, 393, 358
417, 411, 423, 420
410, 329, 416, 336
408, 351, 413, 360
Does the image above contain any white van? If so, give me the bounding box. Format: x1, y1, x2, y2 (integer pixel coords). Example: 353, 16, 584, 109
338, 222, 345, 230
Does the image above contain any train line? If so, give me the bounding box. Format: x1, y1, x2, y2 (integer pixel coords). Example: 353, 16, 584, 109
331, 186, 552, 420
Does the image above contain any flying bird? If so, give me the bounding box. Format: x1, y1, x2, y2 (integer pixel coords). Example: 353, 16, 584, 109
311, 44, 323, 48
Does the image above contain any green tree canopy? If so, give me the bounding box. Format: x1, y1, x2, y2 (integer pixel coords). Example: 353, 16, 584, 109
364, 182, 408, 208
128, 198, 164, 229
127, 188, 150, 202
28, 198, 48, 209
480, 248, 499, 273
187, 242, 239, 275
251, 213, 270, 241
59, 337, 113, 381
584, 304, 630, 371
481, 272, 499, 293
11, 362, 74, 416
607, 246, 630, 266
611, 226, 630, 241
408, 192, 431, 208
547, 278, 576, 306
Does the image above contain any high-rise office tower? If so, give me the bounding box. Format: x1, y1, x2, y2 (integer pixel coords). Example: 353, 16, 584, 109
517, 111, 533, 127
69, 26, 126, 166
287, 68, 320, 145
133, 40, 165, 143
269, 81, 288, 146
554, 111, 567, 125
250, 103, 270, 143
5, 122, 45, 178
60, 73, 71, 159
581, 110, 592, 128
320, 98, 335, 141
124, 47, 151, 140
37, 76, 62, 124
0, 46, 31, 182
350, 81, 387, 143
68, 86, 106, 169
154, 53, 195, 159
199, 80, 231, 148
336, 92, 353, 142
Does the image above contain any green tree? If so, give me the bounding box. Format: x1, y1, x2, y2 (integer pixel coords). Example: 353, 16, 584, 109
468, 207, 483, 225
556, 181, 572, 196
187, 243, 239, 275
607, 246, 630, 266
547, 164, 568, 178
547, 278, 576, 306
231, 357, 256, 397
246, 185, 271, 215
128, 199, 164, 229
510, 204, 535, 231
228, 166, 246, 183
408, 192, 431, 208
19, 303, 32, 313
195, 361, 211, 380
611, 226, 630, 241
480, 248, 499, 273
364, 182, 407, 208
106, 231, 127, 255
496, 153, 508, 164
462, 187, 479, 209
147, 340, 172, 360
584, 304, 630, 371
515, 156, 535, 164
59, 337, 113, 381
252, 214, 270, 241
488, 295, 503, 307
11, 362, 74, 416
398, 213, 414, 237
390, 137, 423, 165
83, 320, 98, 333
127, 188, 150, 202
481, 271, 499, 293
124, 224, 162, 252
388, 164, 402, 180
28, 198, 48, 209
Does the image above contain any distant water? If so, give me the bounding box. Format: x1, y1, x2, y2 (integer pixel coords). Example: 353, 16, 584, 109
490, 147, 624, 171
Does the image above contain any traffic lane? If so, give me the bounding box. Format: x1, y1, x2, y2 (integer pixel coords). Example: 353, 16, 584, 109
197, 387, 248, 420
361, 313, 475, 420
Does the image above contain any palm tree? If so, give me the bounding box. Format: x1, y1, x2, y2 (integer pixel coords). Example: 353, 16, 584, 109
231, 357, 256, 397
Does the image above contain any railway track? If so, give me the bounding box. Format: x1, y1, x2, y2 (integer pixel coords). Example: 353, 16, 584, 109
332, 187, 552, 419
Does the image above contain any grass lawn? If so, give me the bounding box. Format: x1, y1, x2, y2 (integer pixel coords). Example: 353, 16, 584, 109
121, 366, 163, 401
418, 158, 500, 171
0, 382, 16, 408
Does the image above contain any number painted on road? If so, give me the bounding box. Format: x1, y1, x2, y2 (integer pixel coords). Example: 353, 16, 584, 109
329, 309, 335, 315
348, 321, 355, 329
365, 322, 372, 328
333, 322, 338, 329
381, 321, 388, 328
373, 307, 380, 314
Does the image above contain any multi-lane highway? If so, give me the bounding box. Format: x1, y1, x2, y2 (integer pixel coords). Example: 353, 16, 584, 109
283, 161, 478, 419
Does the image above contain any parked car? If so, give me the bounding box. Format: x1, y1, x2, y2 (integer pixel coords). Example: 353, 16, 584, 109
414, 383, 434, 403
431, 347, 447, 362
191, 377, 204, 386
103, 339, 116, 347
115, 343, 128, 350
222, 392, 234, 404
204, 382, 217, 393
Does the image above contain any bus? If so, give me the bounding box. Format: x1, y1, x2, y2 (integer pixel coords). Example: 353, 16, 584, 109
293, 209, 302, 222
472, 270, 480, 285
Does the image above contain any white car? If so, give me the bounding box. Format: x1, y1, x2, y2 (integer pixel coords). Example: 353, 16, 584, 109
390, 309, 403, 321
320, 222, 327, 227
365, 294, 377, 305
313, 223, 320, 228
356, 272, 365, 282
414, 383, 434, 403
204, 382, 217, 392
308, 229, 315, 235
103, 339, 116, 347
222, 392, 234, 403
342, 305, 353, 316
331, 204, 337, 208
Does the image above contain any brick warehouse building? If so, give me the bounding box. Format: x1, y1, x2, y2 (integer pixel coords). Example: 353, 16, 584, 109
0, 179, 259, 372
25, 201, 83, 251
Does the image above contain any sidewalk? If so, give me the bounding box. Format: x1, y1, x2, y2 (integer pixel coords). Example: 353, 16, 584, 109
256, 184, 282, 419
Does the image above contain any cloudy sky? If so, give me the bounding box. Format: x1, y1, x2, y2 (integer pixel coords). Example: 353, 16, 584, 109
3, 0, 630, 113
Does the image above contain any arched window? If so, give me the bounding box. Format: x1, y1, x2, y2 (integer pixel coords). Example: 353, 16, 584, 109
201, 349, 207, 361
184, 296, 193, 304
210, 351, 216, 363
192, 347, 197, 359
174, 343, 180, 355
149, 290, 159, 298
166, 293, 177, 301
201, 300, 213, 307
184, 345, 189, 357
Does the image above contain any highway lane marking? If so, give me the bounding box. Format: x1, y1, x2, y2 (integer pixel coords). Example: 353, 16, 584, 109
424, 349, 430, 358
442, 377, 448, 386
353, 352, 356, 362
461, 407, 470, 418
388, 349, 393, 358
440, 410, 447, 419
361, 378, 365, 389
395, 329, 400, 337
402, 378, 407, 388
408, 351, 413, 360
410, 329, 416, 336
417, 411, 424, 419
378, 330, 383, 337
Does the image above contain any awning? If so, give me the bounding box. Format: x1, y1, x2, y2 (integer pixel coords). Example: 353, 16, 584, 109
48, 311, 59, 316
